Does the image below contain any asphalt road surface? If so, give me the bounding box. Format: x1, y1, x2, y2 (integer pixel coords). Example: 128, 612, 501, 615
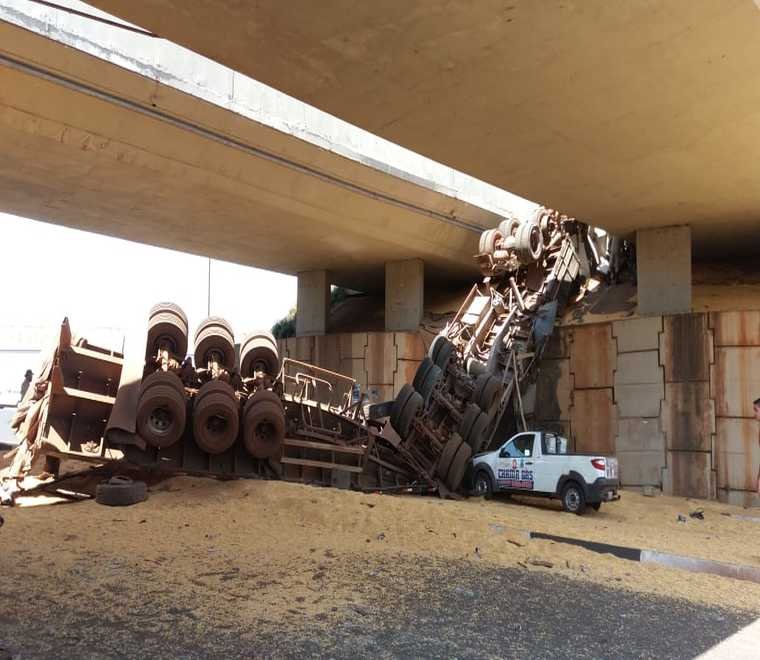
0, 556, 752, 659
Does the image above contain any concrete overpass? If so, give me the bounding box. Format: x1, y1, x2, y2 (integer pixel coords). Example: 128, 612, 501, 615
85, 0, 760, 261
0, 1, 542, 334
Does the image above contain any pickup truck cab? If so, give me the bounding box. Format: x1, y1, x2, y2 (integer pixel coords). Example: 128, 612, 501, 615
471, 430, 619, 514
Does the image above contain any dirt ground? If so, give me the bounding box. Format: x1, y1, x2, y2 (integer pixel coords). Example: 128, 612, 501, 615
2, 477, 759, 626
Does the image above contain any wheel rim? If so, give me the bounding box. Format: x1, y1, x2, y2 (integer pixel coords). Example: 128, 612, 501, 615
205, 413, 229, 438
566, 488, 580, 511
475, 475, 489, 496
148, 406, 173, 435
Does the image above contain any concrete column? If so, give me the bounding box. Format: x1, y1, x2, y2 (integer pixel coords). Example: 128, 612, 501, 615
636, 226, 691, 316
385, 259, 424, 331
296, 270, 330, 336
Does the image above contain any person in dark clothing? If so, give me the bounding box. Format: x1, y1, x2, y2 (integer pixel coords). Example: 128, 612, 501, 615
19, 369, 32, 403
754, 397, 760, 498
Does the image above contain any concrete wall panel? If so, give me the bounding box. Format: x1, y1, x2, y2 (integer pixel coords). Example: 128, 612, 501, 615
366, 384, 394, 405
636, 226, 691, 316
660, 314, 711, 383
535, 358, 572, 422
711, 346, 760, 418
661, 382, 715, 452
663, 451, 712, 499
339, 358, 367, 388
543, 326, 571, 359
715, 417, 760, 492
394, 332, 426, 361
616, 418, 665, 452
711, 310, 760, 347
339, 333, 368, 359
570, 324, 616, 389
618, 451, 664, 487
312, 334, 340, 373
614, 351, 662, 385
612, 317, 663, 353
615, 384, 663, 418
394, 359, 422, 397
365, 332, 396, 385
570, 388, 616, 455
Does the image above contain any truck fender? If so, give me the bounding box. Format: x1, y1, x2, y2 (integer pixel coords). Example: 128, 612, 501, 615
556, 470, 589, 498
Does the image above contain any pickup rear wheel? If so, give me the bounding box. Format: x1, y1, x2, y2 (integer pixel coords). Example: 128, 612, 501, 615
473, 470, 493, 499
591, 502, 601, 512
561, 481, 586, 515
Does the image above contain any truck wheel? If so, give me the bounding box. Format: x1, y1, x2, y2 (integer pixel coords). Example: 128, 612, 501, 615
515, 221, 544, 263
412, 357, 434, 391
561, 481, 587, 515
478, 228, 502, 256
243, 390, 285, 459
466, 412, 489, 453
477, 375, 502, 412
473, 470, 493, 499
436, 434, 463, 480
591, 502, 601, 512
95, 476, 147, 507
396, 391, 423, 439
458, 403, 480, 442
390, 384, 414, 430
418, 364, 443, 407
498, 217, 520, 239
146, 302, 188, 362
434, 338, 455, 369
240, 331, 279, 377
194, 316, 236, 370
446, 442, 472, 492
136, 371, 186, 448
193, 380, 239, 454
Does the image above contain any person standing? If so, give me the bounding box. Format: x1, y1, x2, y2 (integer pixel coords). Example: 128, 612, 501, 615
755, 397, 760, 498
18, 369, 32, 403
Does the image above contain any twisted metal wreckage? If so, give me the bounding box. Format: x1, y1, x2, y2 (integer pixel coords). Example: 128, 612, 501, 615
1, 209, 616, 503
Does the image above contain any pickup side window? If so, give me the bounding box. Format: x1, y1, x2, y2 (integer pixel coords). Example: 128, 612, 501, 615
500, 433, 534, 458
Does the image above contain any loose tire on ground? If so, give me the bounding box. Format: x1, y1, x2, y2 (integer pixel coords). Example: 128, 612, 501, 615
561, 481, 587, 515
240, 331, 280, 377
418, 364, 443, 407
194, 316, 236, 370
436, 433, 463, 480
396, 391, 423, 439
193, 380, 239, 454
446, 442, 472, 492
95, 476, 147, 507
146, 302, 188, 362
390, 383, 415, 430
136, 371, 187, 448
412, 357, 434, 391
243, 390, 285, 459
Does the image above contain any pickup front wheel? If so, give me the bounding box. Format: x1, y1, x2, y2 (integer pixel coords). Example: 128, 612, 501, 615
561, 482, 586, 515
473, 471, 493, 499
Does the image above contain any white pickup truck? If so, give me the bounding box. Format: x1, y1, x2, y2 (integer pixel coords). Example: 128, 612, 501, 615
471, 430, 620, 514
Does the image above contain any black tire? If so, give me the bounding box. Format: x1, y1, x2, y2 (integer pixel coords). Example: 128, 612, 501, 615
498, 217, 520, 239
136, 371, 187, 448
478, 228, 502, 255
591, 502, 601, 512
434, 338, 455, 369
396, 391, 423, 439
428, 335, 445, 361
240, 331, 280, 377
446, 442, 472, 492
515, 221, 544, 263
194, 316, 236, 370
466, 412, 489, 453
146, 302, 188, 362
418, 364, 443, 407
390, 384, 415, 430
458, 403, 481, 442
477, 375, 502, 412
95, 476, 147, 507
473, 470, 493, 498
437, 433, 463, 480
243, 390, 285, 459
193, 380, 239, 454
412, 357, 434, 391
561, 481, 587, 515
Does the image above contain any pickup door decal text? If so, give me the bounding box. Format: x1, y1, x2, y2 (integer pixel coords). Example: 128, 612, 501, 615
497, 458, 534, 489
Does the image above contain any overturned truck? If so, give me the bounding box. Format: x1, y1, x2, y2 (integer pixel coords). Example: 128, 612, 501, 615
2, 208, 604, 500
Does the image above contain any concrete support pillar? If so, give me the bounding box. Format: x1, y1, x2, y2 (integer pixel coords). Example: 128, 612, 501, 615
296, 270, 330, 336
636, 226, 691, 316
385, 259, 424, 331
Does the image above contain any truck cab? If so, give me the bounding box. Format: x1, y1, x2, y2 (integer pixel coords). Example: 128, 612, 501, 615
471, 430, 620, 514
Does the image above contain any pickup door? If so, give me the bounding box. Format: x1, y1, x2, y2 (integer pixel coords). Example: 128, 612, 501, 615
495, 432, 540, 493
